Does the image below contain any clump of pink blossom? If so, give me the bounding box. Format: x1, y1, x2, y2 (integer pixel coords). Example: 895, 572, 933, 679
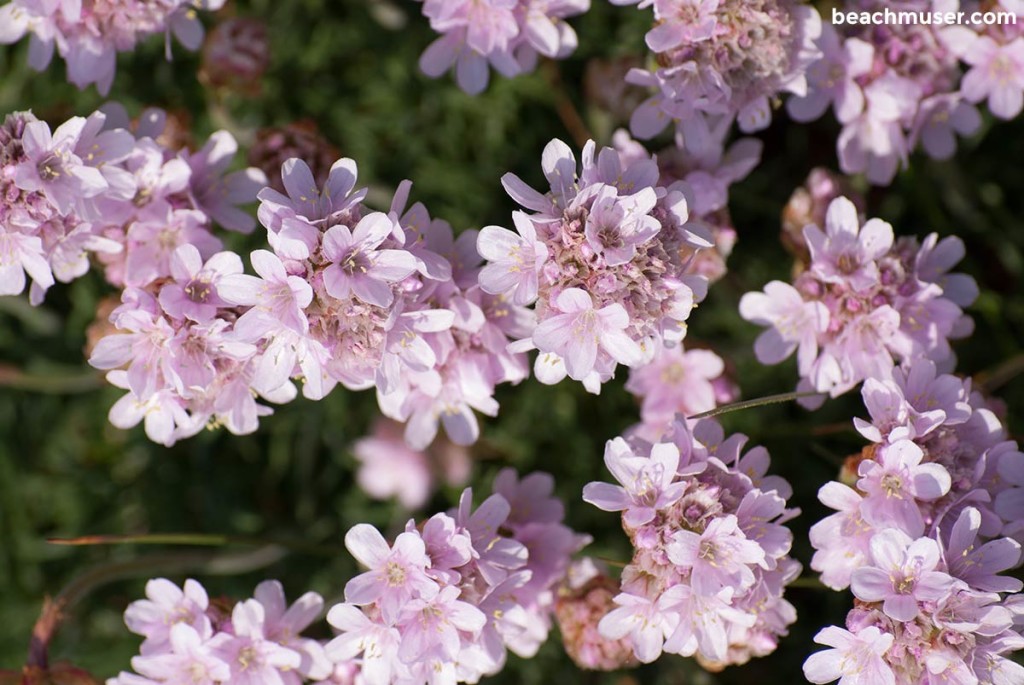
740, 196, 976, 398
0, 105, 262, 309
108, 577, 335, 685
88, 149, 529, 448
622, 0, 822, 150
785, 0, 1024, 184
478, 137, 714, 391
0, 0, 226, 94
583, 418, 800, 668
417, 0, 589, 94
805, 357, 1024, 684
326, 468, 589, 684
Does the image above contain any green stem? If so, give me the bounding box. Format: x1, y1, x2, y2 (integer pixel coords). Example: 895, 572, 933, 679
687, 391, 826, 420
48, 532, 341, 558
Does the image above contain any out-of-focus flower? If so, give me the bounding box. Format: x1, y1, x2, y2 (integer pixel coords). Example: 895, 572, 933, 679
200, 17, 271, 95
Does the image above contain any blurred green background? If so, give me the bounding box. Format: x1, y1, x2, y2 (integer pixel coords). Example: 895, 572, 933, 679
1, 0, 1023, 682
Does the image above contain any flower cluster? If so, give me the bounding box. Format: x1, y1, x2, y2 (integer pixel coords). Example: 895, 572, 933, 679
108, 578, 334, 685
787, 0, 1023, 184
583, 418, 800, 668
740, 196, 976, 398
0, 0, 225, 94
805, 357, 1024, 684
417, 0, 589, 94
621, 0, 822, 150
326, 469, 589, 684
477, 137, 712, 391
351, 418, 472, 510
89, 150, 530, 447
0, 106, 260, 308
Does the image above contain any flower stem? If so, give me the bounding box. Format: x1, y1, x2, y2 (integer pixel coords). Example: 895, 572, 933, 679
687, 391, 826, 420
48, 532, 341, 557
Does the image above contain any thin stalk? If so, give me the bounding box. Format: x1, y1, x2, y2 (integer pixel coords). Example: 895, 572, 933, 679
687, 391, 826, 420
48, 532, 341, 558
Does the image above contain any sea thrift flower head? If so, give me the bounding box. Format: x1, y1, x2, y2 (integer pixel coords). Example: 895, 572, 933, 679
625, 0, 822, 146
417, 0, 589, 94
787, 0, 996, 183
487, 138, 712, 391
112, 577, 332, 685
585, 418, 800, 667
327, 470, 586, 684
0, 0, 224, 93
742, 196, 975, 397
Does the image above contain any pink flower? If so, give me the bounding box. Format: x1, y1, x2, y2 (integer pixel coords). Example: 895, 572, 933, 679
804, 197, 894, 293
0, 225, 54, 296
856, 439, 951, 537
788, 25, 873, 124
476, 211, 548, 305
321, 212, 417, 307
582, 437, 687, 527
158, 245, 243, 323
13, 117, 108, 215
215, 599, 303, 685
658, 583, 753, 663
667, 514, 767, 596
396, 585, 486, 662
809, 482, 875, 590
961, 36, 1024, 119
942, 507, 1023, 594
739, 280, 828, 373
343, 524, 439, 623
851, 529, 955, 622
597, 593, 676, 663
625, 343, 732, 423
325, 604, 401, 685
219, 250, 313, 335
803, 625, 895, 685
532, 288, 643, 380
123, 578, 212, 655
253, 580, 333, 681
645, 0, 718, 52
129, 623, 230, 685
